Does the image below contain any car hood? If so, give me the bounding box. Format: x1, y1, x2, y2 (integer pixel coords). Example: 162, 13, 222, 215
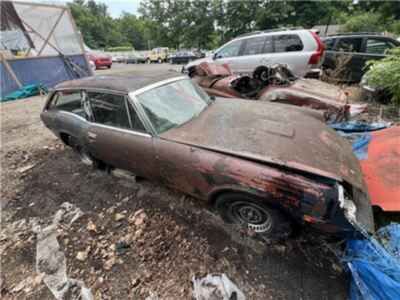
160, 99, 364, 189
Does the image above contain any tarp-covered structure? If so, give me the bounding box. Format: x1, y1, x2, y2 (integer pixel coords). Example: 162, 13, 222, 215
0, 1, 92, 100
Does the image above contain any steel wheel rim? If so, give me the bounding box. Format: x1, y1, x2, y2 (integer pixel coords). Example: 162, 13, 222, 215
229, 201, 272, 233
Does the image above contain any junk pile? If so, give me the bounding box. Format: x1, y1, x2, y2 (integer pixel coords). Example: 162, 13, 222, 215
188, 62, 367, 123
330, 119, 400, 299
332, 124, 400, 212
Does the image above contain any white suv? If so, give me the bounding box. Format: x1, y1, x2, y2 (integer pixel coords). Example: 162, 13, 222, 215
184, 29, 324, 77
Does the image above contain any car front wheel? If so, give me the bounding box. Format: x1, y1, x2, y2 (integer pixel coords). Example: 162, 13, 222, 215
215, 193, 292, 239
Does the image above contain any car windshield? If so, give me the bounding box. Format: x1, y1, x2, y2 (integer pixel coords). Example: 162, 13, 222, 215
135, 79, 212, 134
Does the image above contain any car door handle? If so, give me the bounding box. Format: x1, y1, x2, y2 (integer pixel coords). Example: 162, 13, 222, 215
88, 131, 97, 142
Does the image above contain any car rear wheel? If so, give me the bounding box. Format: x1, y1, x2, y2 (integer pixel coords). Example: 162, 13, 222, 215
215, 193, 292, 239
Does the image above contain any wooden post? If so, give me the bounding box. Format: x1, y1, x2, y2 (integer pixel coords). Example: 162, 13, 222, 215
38, 8, 65, 56
66, 7, 93, 75
0, 53, 23, 88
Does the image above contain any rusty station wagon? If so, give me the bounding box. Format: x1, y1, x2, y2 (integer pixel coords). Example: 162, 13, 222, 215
41, 73, 374, 238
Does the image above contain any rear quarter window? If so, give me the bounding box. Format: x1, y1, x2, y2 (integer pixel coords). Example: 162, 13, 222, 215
49, 90, 84, 117
274, 34, 304, 52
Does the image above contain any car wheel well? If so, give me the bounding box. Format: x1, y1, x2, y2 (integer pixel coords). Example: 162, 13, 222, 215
60, 132, 70, 146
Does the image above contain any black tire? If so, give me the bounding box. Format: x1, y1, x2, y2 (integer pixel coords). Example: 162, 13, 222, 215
215, 193, 292, 239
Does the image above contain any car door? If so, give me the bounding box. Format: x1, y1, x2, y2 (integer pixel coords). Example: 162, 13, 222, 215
212, 39, 244, 73
233, 35, 274, 74
332, 37, 364, 82
85, 91, 158, 179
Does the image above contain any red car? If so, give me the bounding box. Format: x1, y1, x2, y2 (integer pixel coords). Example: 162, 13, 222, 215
87, 52, 112, 69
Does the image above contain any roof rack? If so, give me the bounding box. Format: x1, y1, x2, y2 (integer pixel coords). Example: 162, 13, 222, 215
328, 32, 383, 37
236, 27, 304, 38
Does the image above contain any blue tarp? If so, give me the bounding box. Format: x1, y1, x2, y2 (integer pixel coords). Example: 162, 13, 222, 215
3, 84, 47, 101
351, 133, 371, 160
329, 121, 391, 133
344, 224, 400, 300
1, 54, 90, 101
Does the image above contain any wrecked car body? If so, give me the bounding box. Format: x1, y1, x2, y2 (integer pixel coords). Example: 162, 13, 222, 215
355, 126, 400, 212
41, 73, 374, 237
189, 62, 367, 123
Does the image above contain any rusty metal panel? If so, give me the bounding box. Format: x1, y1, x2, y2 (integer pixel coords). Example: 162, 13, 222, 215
160, 99, 365, 190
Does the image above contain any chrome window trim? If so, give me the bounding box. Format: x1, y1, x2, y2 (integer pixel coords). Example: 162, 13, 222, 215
90, 122, 152, 138
130, 76, 187, 97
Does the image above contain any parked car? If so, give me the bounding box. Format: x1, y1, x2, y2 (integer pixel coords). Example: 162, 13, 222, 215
41, 73, 374, 238
189, 62, 367, 123
111, 55, 125, 63
169, 51, 199, 64
146, 47, 169, 63
184, 29, 325, 77
87, 52, 112, 69
125, 52, 146, 64
322, 33, 400, 82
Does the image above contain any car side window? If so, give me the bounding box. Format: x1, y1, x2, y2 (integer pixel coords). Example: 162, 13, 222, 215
336, 37, 362, 52
241, 36, 266, 55
127, 102, 146, 132
366, 38, 395, 54
216, 40, 242, 58
274, 34, 303, 52
262, 36, 274, 53
323, 38, 335, 50
49, 90, 85, 118
88, 92, 131, 129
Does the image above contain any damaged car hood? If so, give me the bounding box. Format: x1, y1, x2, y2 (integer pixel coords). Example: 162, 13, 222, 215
160, 99, 364, 189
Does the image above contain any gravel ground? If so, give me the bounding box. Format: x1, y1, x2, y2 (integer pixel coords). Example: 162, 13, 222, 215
1, 63, 348, 299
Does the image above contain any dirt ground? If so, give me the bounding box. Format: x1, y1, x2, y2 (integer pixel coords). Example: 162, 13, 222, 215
1, 63, 364, 300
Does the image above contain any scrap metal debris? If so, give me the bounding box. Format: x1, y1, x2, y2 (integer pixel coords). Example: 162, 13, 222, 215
33, 202, 93, 300
192, 274, 246, 300
349, 126, 400, 211
189, 62, 367, 122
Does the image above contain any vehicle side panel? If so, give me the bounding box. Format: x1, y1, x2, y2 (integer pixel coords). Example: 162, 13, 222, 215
154, 138, 343, 230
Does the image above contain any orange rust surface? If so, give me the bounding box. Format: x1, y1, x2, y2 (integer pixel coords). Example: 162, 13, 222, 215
361, 126, 400, 211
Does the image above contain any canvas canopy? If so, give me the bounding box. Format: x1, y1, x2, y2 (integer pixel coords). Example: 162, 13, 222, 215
0, 1, 84, 56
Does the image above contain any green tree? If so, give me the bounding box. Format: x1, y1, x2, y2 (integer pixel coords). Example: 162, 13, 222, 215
365, 48, 400, 105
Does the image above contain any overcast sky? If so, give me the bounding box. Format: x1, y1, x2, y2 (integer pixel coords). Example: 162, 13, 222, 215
96, 0, 141, 17
16, 0, 141, 17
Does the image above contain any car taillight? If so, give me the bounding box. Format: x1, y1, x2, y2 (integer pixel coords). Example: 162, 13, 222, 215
308, 31, 325, 65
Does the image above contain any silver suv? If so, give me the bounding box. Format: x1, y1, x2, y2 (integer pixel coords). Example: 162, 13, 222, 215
185, 29, 324, 77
